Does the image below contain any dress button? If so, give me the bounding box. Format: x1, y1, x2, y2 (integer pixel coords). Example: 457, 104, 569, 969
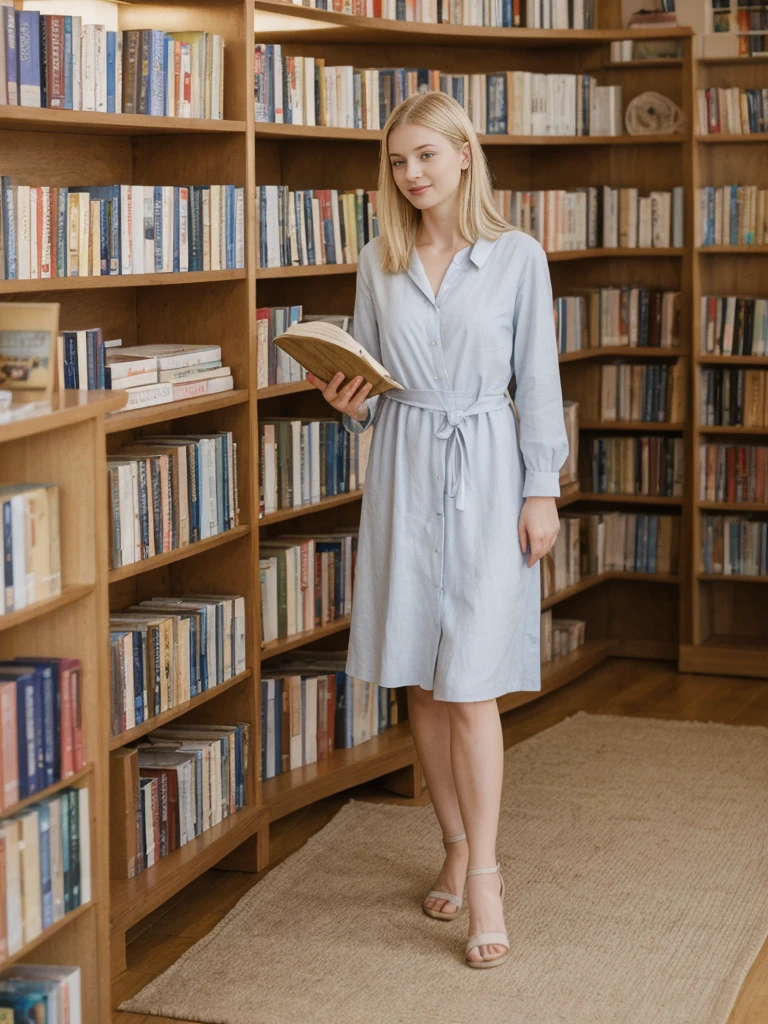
437, 474, 441, 481
434, 548, 439, 553
431, 341, 437, 346
432, 376, 439, 381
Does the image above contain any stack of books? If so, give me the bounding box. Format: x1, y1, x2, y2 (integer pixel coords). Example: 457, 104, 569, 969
107, 430, 240, 569
0, 787, 91, 958
494, 187, 685, 251
697, 185, 768, 246
260, 530, 358, 643
260, 650, 400, 778
0, 965, 81, 1019
255, 47, 623, 136
110, 724, 249, 877
697, 87, 768, 136
105, 341, 233, 411
0, 178, 246, 280
700, 515, 768, 577
700, 368, 768, 427
599, 361, 687, 424
269, 0, 595, 28
541, 611, 587, 663
0, 484, 60, 616
0, 2, 224, 119
109, 594, 247, 737
699, 442, 768, 504
700, 296, 768, 356
589, 436, 685, 498
0, 658, 85, 806
554, 288, 682, 355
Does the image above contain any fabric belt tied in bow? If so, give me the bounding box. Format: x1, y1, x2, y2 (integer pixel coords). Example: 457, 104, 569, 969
381, 389, 512, 511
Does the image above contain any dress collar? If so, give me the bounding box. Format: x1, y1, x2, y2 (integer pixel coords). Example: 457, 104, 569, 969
469, 236, 500, 268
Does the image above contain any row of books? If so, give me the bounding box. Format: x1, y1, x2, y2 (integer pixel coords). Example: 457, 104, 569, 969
260, 417, 373, 517
541, 512, 680, 599
554, 288, 682, 354
258, 305, 303, 387
700, 514, 767, 577
541, 611, 586, 664
260, 651, 400, 778
0, 658, 85, 808
260, 531, 358, 644
62, 335, 234, 412
107, 431, 240, 570
109, 595, 246, 737
699, 296, 768, 357
110, 725, 249, 878
0, 484, 60, 618
598, 361, 687, 425
699, 443, 768, 505
257, 185, 379, 269
0, 179, 246, 281
697, 185, 768, 247
0, 5, 224, 119
700, 368, 768, 427
0, 964, 81, 1022
255, 49, 623, 137
285, 0, 595, 28
493, 186, 685, 252
588, 436, 685, 499
696, 87, 768, 136
0, 787, 91, 960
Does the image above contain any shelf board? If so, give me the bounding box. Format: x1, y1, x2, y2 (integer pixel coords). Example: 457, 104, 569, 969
259, 490, 363, 526
1, 764, 93, 820
697, 573, 768, 583
603, 59, 683, 68
556, 482, 582, 509
696, 354, 768, 365
680, 635, 768, 677
576, 493, 684, 505
560, 346, 681, 362
0, 390, 127, 444
105, 389, 250, 433
497, 638, 616, 715
254, 122, 683, 146
262, 720, 416, 823
579, 421, 684, 432
109, 670, 252, 750
108, 524, 251, 583
0, 107, 246, 136
541, 571, 678, 611
696, 133, 768, 143
698, 500, 768, 512
253, 0, 692, 45
110, 804, 267, 936
257, 380, 314, 398
698, 425, 768, 435
261, 616, 352, 659
0, 902, 94, 974
697, 246, 768, 255
256, 248, 684, 278
0, 269, 246, 294
0, 583, 94, 633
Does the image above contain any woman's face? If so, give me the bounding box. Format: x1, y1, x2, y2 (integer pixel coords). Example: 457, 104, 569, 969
387, 123, 470, 213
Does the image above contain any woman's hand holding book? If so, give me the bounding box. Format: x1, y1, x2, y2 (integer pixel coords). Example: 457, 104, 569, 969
306, 371, 373, 421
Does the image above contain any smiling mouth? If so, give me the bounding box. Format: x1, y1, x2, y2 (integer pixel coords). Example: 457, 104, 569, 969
409, 185, 431, 195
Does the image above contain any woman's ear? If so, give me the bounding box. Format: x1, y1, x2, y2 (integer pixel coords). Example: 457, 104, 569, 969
461, 143, 471, 170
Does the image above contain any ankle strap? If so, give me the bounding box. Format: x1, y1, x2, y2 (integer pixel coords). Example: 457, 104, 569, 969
466, 863, 500, 876
443, 833, 466, 844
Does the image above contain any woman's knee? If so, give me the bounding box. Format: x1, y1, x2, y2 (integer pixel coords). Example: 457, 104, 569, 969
444, 697, 498, 727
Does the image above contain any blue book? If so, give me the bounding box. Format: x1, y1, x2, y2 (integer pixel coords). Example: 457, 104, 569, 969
37, 801, 53, 929
12, 660, 58, 788
1, 668, 39, 798
3, 5, 18, 106
16, 11, 41, 108
106, 31, 116, 112
226, 185, 236, 269
172, 186, 180, 273
274, 679, 283, 776
486, 73, 507, 134
63, 16, 73, 109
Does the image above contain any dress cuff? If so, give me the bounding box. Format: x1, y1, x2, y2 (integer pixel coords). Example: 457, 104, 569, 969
522, 471, 561, 498
342, 407, 372, 434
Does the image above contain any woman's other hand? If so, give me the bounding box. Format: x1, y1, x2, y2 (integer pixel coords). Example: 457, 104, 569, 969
306, 371, 373, 422
518, 496, 560, 568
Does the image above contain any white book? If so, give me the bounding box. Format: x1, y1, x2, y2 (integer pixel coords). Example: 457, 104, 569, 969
117, 343, 221, 369
170, 375, 233, 402
111, 370, 159, 389
179, 185, 189, 272
95, 24, 107, 112
144, 188, 154, 273
78, 785, 91, 905
82, 23, 95, 112
131, 185, 144, 275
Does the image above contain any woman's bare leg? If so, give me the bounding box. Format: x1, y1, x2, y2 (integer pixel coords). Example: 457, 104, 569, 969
445, 698, 507, 963
406, 684, 468, 914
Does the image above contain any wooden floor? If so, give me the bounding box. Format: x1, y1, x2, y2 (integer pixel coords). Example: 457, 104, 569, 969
112, 656, 768, 1023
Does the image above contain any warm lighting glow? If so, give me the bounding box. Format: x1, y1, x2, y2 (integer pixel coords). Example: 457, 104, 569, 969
22, 0, 119, 32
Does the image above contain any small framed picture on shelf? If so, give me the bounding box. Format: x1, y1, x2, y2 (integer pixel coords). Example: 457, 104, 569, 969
0, 302, 60, 405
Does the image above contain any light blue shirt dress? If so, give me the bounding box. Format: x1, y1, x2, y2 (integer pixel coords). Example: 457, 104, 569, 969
342, 228, 569, 702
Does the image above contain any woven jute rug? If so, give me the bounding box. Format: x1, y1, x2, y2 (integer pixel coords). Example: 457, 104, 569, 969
120, 711, 768, 1024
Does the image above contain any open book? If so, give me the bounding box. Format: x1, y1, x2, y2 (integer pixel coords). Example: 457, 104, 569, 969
273, 321, 404, 396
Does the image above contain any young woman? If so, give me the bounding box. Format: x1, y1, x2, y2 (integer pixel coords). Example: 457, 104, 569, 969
306, 91, 569, 970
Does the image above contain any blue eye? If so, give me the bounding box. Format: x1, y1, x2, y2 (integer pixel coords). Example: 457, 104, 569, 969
421, 153, 434, 159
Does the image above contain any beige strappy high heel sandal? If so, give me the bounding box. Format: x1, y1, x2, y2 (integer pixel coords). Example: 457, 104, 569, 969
422, 832, 467, 921
464, 863, 510, 969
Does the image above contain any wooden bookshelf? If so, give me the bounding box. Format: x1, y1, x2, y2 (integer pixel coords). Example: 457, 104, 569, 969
679, 49, 768, 677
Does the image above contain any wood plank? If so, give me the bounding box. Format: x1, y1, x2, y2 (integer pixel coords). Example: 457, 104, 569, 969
107, 524, 251, 583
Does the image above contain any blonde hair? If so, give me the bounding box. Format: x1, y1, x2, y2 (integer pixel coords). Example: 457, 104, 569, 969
376, 91, 512, 275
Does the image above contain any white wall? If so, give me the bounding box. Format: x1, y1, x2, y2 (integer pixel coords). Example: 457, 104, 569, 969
22, 1, 119, 31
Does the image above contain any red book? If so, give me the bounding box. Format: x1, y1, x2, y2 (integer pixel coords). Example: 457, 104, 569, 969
45, 15, 66, 109
69, 660, 86, 771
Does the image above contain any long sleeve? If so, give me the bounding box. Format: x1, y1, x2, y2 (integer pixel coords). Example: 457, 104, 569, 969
511, 237, 570, 498
343, 245, 381, 435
